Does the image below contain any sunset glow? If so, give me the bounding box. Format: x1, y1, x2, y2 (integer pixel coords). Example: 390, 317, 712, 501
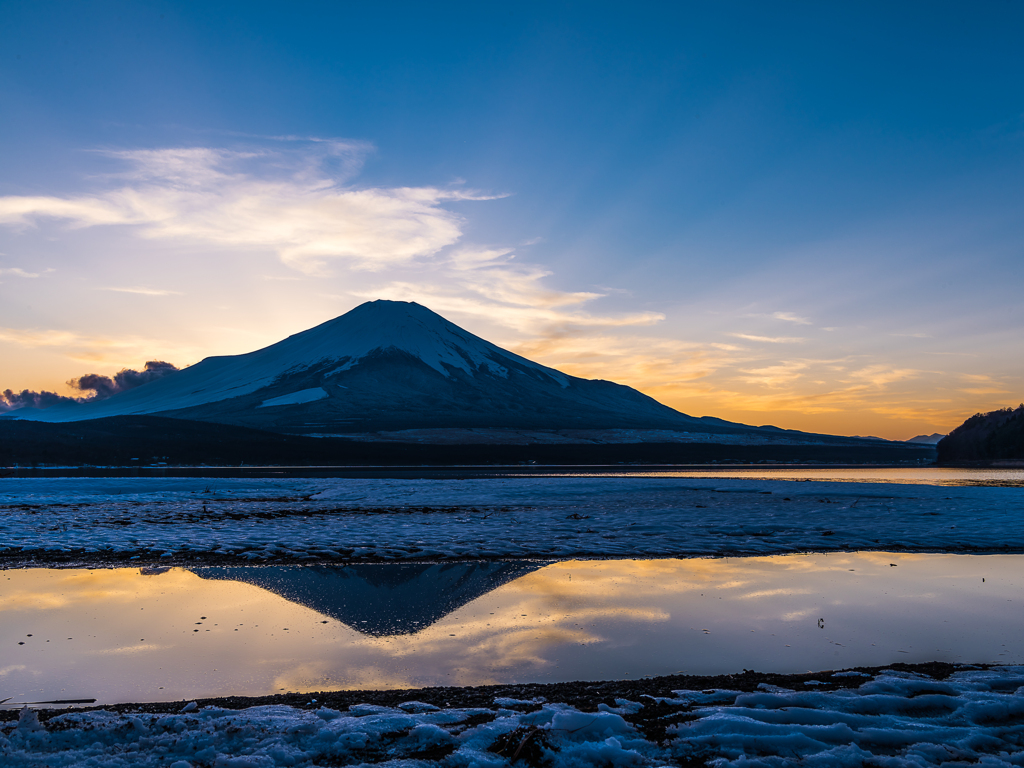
2, 4, 1022, 439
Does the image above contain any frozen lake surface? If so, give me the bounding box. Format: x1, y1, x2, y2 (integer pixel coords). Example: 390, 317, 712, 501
2, 473, 1024, 563
2, 553, 1021, 706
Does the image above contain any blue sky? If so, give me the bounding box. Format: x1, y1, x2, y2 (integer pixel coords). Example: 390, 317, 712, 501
1, 1, 1022, 437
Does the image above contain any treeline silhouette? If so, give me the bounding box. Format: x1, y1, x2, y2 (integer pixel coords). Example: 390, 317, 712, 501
0, 415, 935, 469
937, 404, 1024, 463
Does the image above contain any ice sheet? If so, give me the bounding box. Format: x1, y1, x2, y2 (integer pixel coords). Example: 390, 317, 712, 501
2, 476, 1022, 562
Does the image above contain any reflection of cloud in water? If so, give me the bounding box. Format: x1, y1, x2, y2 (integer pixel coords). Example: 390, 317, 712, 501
737, 588, 816, 600
6, 553, 1022, 704
0, 570, 170, 612
88, 643, 170, 655
191, 561, 546, 636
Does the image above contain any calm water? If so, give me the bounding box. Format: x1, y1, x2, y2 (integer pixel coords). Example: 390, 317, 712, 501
2, 553, 1022, 705
7, 467, 1024, 488
554, 467, 1024, 487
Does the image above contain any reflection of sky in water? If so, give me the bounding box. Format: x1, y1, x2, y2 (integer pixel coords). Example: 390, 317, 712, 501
1, 553, 1022, 705
545, 467, 1024, 487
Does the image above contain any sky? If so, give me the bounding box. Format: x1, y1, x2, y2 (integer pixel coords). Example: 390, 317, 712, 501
1, 1, 1022, 439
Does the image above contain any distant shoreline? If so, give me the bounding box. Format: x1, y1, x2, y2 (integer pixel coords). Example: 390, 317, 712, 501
0, 461, 945, 479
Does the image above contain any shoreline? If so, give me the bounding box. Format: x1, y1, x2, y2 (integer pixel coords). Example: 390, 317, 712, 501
0, 461, 946, 479
5, 543, 1024, 570
0, 661, 985, 719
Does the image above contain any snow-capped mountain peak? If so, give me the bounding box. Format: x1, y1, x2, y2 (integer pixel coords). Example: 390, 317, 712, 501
276, 300, 567, 384
7, 301, 575, 424
4, 300, 898, 444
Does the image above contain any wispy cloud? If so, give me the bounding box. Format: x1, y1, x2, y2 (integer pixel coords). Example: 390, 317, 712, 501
956, 373, 1010, 396
103, 286, 182, 296
743, 311, 812, 325
771, 311, 811, 325
352, 246, 663, 337
511, 333, 733, 388
738, 361, 809, 387
0, 267, 41, 278
0, 328, 101, 347
0, 141, 499, 275
728, 333, 806, 344
845, 364, 919, 387
0, 327, 194, 365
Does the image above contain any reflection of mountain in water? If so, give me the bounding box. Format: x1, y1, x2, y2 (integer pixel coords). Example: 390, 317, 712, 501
192, 561, 544, 636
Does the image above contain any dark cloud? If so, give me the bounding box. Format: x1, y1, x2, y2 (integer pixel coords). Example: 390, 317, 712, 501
68, 360, 180, 399
0, 389, 79, 412
1, 361, 180, 413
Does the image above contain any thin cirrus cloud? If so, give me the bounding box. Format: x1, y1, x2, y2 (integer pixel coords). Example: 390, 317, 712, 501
742, 311, 812, 325
737, 361, 810, 387
771, 312, 812, 325
103, 287, 182, 296
512, 333, 737, 390
728, 333, 806, 344
0, 267, 41, 278
0, 326, 195, 365
353, 246, 664, 337
0, 142, 499, 275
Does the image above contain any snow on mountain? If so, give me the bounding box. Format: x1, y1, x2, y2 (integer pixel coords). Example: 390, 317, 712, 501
6, 301, 571, 425
258, 387, 329, 409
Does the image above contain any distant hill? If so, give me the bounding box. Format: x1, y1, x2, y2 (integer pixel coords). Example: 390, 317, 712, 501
906, 433, 946, 444
937, 405, 1024, 463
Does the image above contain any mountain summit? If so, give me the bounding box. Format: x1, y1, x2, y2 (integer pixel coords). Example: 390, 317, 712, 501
7, 300, 764, 438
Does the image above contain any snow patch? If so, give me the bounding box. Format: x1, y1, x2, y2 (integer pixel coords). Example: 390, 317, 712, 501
257, 387, 328, 409
4, 668, 1024, 767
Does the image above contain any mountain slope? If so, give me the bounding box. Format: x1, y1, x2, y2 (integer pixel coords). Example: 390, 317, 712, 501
4, 300, 714, 434
3, 300, 864, 441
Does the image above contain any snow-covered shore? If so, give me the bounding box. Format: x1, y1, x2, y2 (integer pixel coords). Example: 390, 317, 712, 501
2, 476, 1023, 564
3, 665, 1023, 767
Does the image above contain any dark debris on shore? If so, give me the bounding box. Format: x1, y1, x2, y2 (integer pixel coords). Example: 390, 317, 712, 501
1, 662, 979, 724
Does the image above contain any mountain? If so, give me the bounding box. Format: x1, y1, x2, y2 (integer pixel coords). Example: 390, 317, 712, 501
4, 300, 777, 438
906, 433, 946, 444
937, 405, 1024, 463
2, 301, 931, 453
192, 562, 543, 636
